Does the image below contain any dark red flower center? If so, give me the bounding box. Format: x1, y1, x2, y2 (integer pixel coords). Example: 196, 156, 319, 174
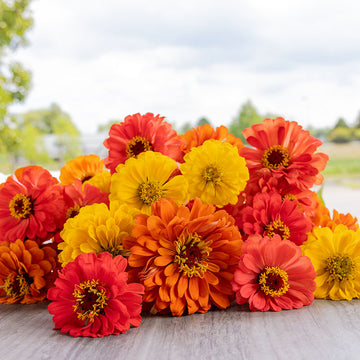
174, 233, 211, 277
9, 193, 34, 219
73, 279, 108, 323
265, 219, 290, 240
126, 136, 153, 158
262, 145, 290, 170
258, 266, 289, 296
4, 273, 32, 297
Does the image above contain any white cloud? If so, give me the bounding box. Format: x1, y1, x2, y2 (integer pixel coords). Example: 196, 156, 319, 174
9, 0, 360, 134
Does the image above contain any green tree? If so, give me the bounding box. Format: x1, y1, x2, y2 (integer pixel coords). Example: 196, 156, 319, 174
229, 100, 263, 143
197, 117, 211, 127
13, 103, 81, 163
0, 0, 33, 158
327, 127, 353, 143
334, 117, 349, 128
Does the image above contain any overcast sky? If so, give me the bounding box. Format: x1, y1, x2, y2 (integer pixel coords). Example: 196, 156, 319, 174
9, 0, 360, 134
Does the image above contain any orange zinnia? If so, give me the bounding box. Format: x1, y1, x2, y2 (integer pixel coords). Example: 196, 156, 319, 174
0, 239, 57, 304
124, 198, 243, 316
59, 154, 105, 185
177, 124, 244, 158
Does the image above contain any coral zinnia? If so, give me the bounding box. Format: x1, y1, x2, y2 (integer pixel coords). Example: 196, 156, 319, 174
180, 140, 249, 207
110, 151, 188, 215
0, 239, 57, 304
240, 191, 312, 245
231, 235, 316, 311
0, 166, 66, 243
47, 252, 144, 337
60, 154, 106, 185
240, 117, 328, 190
58, 202, 138, 266
302, 225, 360, 300
124, 198, 243, 316
103, 113, 183, 174
177, 124, 244, 157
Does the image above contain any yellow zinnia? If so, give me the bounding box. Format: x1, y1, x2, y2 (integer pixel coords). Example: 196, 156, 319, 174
58, 201, 138, 266
86, 170, 111, 193
180, 140, 249, 207
109, 151, 188, 215
302, 224, 360, 300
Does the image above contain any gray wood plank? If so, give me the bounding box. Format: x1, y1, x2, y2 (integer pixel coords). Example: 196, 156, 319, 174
1, 300, 360, 360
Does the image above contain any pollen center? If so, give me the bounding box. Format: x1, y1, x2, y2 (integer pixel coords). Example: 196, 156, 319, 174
262, 145, 290, 170
73, 279, 108, 323
138, 181, 163, 205
325, 255, 354, 281
258, 266, 289, 297
9, 193, 33, 219
4, 273, 31, 298
266, 219, 290, 240
126, 136, 153, 158
203, 164, 223, 185
174, 232, 210, 277
66, 205, 81, 219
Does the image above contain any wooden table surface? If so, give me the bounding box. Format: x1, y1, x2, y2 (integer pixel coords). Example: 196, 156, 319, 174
1, 299, 360, 360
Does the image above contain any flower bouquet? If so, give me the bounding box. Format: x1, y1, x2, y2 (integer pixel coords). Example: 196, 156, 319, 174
0, 113, 359, 337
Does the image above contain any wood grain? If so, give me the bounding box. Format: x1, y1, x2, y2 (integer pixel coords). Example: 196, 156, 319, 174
1, 300, 360, 360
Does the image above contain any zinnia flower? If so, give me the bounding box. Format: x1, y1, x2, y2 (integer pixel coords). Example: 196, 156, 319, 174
302, 225, 360, 300
58, 202, 138, 266
177, 124, 243, 157
240, 117, 328, 190
59, 154, 106, 185
180, 140, 249, 207
85, 170, 111, 193
124, 198, 243, 316
0, 239, 57, 304
110, 151, 188, 215
240, 191, 312, 245
0, 166, 66, 243
47, 252, 144, 337
103, 113, 183, 173
231, 235, 316, 311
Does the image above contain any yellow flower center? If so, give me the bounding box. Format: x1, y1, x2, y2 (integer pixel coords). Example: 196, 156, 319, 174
266, 219, 290, 240
9, 193, 33, 219
203, 164, 223, 185
66, 205, 81, 219
258, 266, 290, 297
283, 193, 297, 201
174, 233, 211, 277
138, 181, 163, 205
73, 279, 108, 323
126, 136, 153, 158
262, 145, 290, 170
325, 255, 354, 281
4, 273, 31, 298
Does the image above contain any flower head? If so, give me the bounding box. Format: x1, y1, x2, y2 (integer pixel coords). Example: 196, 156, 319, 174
60, 155, 106, 185
302, 225, 360, 300
110, 151, 188, 215
240, 191, 312, 245
47, 252, 144, 337
177, 124, 243, 157
124, 198, 243, 316
0, 166, 66, 243
231, 235, 316, 311
240, 118, 328, 190
103, 113, 183, 173
180, 140, 249, 207
58, 202, 138, 266
0, 239, 57, 304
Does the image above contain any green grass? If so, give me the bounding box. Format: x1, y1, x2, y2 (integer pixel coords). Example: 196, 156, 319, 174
324, 157, 360, 176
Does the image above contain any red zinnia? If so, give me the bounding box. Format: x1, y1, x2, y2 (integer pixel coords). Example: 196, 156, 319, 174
231, 235, 316, 311
103, 113, 183, 173
0, 166, 66, 243
47, 252, 144, 337
240, 117, 328, 190
239, 191, 312, 245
